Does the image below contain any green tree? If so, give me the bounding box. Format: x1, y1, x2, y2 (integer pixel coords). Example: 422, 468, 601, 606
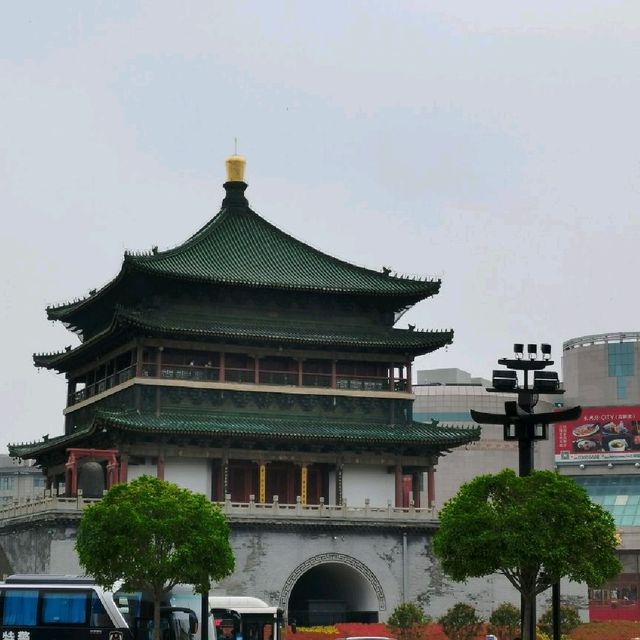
433, 469, 621, 640
537, 603, 581, 637
76, 476, 235, 640
386, 602, 429, 640
488, 602, 520, 640
438, 603, 483, 640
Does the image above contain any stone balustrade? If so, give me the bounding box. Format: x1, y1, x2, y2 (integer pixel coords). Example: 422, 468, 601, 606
0, 491, 437, 528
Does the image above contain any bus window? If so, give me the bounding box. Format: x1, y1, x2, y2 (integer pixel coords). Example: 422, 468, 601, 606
91, 591, 115, 627
2, 590, 38, 626
42, 591, 88, 624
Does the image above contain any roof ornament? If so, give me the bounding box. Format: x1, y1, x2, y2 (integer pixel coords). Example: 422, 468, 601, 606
381, 266, 391, 276
225, 141, 246, 182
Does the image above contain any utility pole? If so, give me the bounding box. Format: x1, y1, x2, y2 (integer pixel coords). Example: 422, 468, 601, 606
471, 343, 581, 640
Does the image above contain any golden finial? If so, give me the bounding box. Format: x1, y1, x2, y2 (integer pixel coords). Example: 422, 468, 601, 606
225, 139, 246, 182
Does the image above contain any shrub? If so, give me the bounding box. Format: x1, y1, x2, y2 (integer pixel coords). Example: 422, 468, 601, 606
437, 603, 483, 640
386, 602, 429, 640
488, 602, 520, 640
538, 604, 581, 637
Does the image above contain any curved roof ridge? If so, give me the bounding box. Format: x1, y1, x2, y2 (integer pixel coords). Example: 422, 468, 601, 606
46, 263, 128, 317
46, 185, 442, 325
127, 200, 440, 295
36, 305, 454, 372
10, 411, 480, 459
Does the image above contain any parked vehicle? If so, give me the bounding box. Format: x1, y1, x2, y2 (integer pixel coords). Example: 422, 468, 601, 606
0, 575, 198, 640
208, 596, 287, 640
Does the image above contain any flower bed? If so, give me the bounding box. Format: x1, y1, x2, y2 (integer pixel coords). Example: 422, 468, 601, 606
288, 621, 640, 640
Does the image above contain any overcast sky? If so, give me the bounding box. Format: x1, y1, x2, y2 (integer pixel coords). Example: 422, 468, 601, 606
1, 2, 639, 452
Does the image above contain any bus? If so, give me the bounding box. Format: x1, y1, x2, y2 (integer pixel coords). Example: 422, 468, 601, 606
149, 588, 289, 640
208, 597, 288, 640
0, 575, 198, 640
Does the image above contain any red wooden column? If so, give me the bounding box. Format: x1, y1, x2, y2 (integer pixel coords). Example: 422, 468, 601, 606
412, 472, 421, 507
244, 466, 253, 502
219, 351, 226, 383
65, 451, 78, 497
119, 454, 129, 483
336, 463, 343, 505
297, 359, 304, 387
406, 362, 413, 393
156, 349, 163, 415
427, 465, 436, 508
157, 454, 165, 480
394, 463, 403, 508
254, 356, 260, 384
331, 360, 337, 389
106, 459, 120, 489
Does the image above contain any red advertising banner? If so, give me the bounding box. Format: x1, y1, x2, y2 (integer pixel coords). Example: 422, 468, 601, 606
555, 406, 640, 463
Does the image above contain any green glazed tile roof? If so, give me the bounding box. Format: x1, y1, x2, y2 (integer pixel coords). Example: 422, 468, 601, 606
9, 426, 94, 458
47, 183, 440, 320
34, 306, 453, 370
123, 309, 453, 350
10, 410, 480, 458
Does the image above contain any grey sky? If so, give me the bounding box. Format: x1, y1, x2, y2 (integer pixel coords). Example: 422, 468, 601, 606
1, 1, 639, 452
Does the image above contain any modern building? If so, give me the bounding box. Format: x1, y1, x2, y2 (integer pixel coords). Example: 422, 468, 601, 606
0, 455, 46, 506
557, 331, 640, 620
1, 156, 482, 622
413, 368, 556, 507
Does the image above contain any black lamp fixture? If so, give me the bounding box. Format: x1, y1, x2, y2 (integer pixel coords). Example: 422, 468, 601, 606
533, 370, 560, 393
471, 343, 582, 640
492, 369, 518, 391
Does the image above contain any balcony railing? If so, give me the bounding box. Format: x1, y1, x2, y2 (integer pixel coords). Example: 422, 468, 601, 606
68, 365, 136, 405
0, 492, 436, 525
160, 365, 220, 382
68, 362, 409, 408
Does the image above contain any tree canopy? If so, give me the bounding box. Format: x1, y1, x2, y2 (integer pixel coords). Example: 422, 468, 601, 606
433, 469, 621, 640
76, 475, 235, 639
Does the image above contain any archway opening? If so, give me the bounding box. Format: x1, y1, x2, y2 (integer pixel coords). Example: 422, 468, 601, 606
288, 562, 379, 626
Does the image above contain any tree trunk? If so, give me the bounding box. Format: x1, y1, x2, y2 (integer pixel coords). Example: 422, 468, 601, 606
521, 594, 535, 640
153, 594, 161, 640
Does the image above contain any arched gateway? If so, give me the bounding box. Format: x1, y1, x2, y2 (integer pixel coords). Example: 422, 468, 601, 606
280, 553, 386, 625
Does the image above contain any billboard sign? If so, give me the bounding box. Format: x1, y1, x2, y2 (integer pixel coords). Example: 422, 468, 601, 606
555, 406, 640, 463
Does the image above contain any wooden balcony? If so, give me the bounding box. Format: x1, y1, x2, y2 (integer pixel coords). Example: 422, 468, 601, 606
67, 362, 409, 408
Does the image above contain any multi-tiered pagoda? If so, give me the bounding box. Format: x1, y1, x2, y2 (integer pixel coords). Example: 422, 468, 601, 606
12, 156, 478, 510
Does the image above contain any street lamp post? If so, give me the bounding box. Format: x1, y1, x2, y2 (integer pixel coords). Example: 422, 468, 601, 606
470, 343, 582, 640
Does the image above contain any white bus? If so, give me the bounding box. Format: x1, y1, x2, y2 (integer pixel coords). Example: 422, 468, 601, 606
162, 589, 290, 640
0, 575, 198, 640
208, 596, 287, 640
